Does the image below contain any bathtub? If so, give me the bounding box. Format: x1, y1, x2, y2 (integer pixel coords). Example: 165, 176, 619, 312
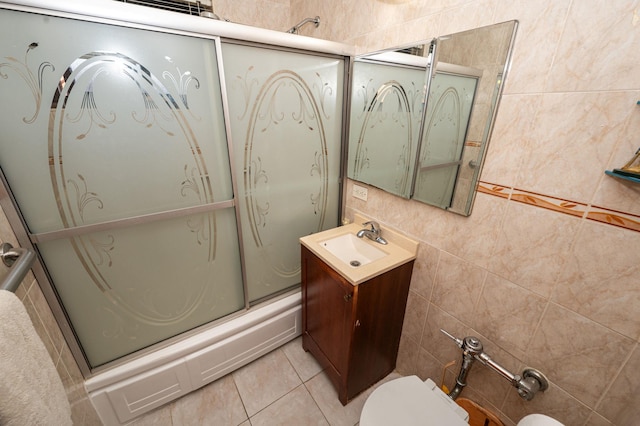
86, 291, 301, 424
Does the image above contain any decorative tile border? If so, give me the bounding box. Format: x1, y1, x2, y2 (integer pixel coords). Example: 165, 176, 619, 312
586, 206, 640, 233
477, 182, 511, 199
478, 180, 640, 233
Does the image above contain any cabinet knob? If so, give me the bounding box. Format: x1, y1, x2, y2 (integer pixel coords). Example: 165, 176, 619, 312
344, 293, 352, 302
355, 320, 361, 327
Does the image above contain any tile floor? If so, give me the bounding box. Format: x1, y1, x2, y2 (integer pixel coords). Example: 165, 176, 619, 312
129, 336, 401, 426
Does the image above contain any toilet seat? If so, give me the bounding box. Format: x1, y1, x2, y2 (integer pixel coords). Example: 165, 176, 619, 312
360, 376, 469, 426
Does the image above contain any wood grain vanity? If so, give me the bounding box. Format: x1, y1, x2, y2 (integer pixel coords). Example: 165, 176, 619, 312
299, 219, 417, 405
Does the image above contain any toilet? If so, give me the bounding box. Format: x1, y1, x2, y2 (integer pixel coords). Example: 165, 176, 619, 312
360, 375, 565, 426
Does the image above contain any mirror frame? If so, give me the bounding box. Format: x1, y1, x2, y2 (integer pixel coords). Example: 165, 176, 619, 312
347, 20, 518, 216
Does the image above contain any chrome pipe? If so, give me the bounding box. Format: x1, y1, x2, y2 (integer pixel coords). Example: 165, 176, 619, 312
0, 242, 36, 293
287, 16, 320, 34
440, 329, 549, 401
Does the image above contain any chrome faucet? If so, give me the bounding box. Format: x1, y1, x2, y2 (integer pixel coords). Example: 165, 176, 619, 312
356, 221, 388, 245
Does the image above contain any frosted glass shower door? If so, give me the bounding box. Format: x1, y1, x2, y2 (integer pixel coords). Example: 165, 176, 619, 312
348, 60, 426, 198
221, 44, 344, 302
0, 10, 244, 367
414, 71, 477, 208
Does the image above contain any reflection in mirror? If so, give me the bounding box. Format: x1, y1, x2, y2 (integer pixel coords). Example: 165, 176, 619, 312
414, 21, 517, 215
347, 50, 430, 198
413, 62, 481, 209
347, 20, 517, 215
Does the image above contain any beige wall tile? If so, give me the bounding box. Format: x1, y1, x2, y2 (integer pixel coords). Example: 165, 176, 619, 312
488, 200, 580, 298
481, 94, 540, 186
431, 252, 487, 325
546, 0, 640, 92
493, 0, 572, 94
473, 273, 546, 357
518, 92, 631, 203
553, 220, 640, 340
596, 344, 640, 425
527, 304, 634, 408
402, 290, 429, 343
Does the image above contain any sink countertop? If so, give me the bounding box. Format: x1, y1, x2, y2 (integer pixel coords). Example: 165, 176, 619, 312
299, 215, 418, 286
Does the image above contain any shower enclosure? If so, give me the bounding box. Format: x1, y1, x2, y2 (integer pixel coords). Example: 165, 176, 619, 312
0, 0, 351, 421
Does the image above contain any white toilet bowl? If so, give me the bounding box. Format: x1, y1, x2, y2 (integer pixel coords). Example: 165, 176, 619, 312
517, 414, 565, 426
359, 376, 565, 426
359, 376, 469, 426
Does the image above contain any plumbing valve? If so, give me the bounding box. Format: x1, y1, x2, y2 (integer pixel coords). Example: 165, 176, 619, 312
440, 329, 549, 401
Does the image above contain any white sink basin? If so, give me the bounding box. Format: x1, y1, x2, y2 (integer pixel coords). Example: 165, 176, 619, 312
319, 233, 388, 267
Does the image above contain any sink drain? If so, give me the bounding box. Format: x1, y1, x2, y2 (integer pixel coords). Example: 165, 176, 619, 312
350, 260, 361, 267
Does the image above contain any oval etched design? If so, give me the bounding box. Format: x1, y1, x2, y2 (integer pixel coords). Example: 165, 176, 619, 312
48, 52, 216, 325
353, 81, 413, 195
421, 86, 464, 165
244, 70, 328, 277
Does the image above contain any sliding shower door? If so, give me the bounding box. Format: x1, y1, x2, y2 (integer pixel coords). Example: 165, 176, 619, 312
221, 44, 344, 303
0, 10, 244, 368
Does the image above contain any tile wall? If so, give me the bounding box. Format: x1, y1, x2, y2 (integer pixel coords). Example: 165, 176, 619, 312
2, 1, 639, 425
289, 0, 640, 425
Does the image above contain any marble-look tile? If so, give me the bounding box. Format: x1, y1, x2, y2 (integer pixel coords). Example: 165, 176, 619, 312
488, 200, 580, 298
492, 0, 572, 94
516, 92, 631, 204
396, 331, 420, 376
415, 347, 447, 386
431, 252, 487, 325
546, 0, 640, 92
473, 273, 546, 357
408, 242, 439, 300
281, 336, 323, 382
481, 93, 540, 186
304, 371, 369, 426
438, 0, 497, 37
402, 289, 429, 344
420, 303, 471, 364
171, 374, 247, 426
70, 397, 103, 426
250, 384, 328, 426
527, 303, 635, 408
584, 412, 614, 426
27, 282, 66, 353
451, 192, 506, 266
552, 220, 640, 340
232, 349, 302, 417
595, 344, 640, 425
501, 382, 590, 426
215, 0, 289, 31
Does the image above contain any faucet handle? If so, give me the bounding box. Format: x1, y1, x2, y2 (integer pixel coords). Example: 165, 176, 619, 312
362, 221, 380, 233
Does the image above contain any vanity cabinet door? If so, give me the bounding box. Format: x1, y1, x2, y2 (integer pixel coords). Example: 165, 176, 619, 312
347, 261, 414, 398
301, 246, 355, 383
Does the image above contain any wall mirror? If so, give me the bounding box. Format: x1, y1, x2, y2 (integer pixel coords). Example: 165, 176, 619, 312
347, 20, 518, 215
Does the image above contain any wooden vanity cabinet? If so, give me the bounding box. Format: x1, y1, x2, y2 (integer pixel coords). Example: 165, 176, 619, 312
301, 245, 414, 405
